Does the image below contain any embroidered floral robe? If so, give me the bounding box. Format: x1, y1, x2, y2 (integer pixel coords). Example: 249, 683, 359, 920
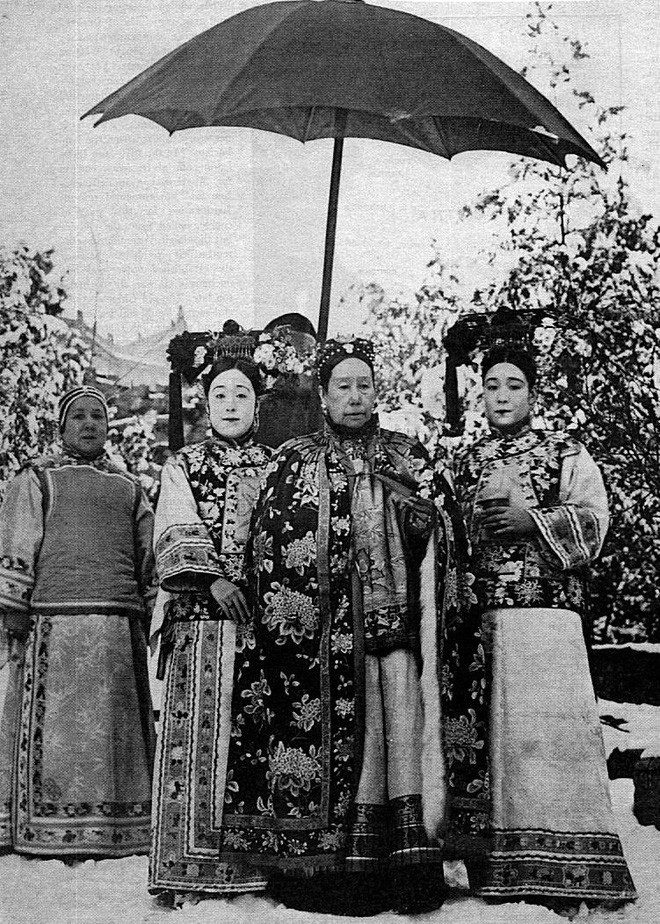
149, 436, 273, 895
454, 426, 637, 903
0, 451, 156, 857
215, 422, 490, 876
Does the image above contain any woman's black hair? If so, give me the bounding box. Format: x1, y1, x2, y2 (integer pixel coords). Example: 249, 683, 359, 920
481, 343, 537, 389
201, 356, 263, 397
264, 312, 317, 339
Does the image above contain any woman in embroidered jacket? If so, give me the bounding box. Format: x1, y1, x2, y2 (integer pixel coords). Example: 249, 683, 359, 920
212, 338, 490, 916
149, 339, 273, 902
0, 385, 156, 858
453, 344, 636, 908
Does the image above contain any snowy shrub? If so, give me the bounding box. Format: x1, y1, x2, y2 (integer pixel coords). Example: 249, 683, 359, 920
0, 243, 89, 498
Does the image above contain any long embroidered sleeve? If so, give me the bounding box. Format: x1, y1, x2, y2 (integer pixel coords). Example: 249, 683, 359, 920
529, 445, 609, 571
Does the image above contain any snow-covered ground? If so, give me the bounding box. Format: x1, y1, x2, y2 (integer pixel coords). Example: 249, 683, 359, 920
1, 700, 658, 924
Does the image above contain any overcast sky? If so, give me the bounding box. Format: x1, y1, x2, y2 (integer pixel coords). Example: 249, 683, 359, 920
1, 0, 658, 339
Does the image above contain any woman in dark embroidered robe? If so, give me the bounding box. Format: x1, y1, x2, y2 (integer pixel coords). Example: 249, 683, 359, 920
149, 348, 273, 903
453, 344, 636, 909
215, 338, 490, 916
0, 386, 156, 857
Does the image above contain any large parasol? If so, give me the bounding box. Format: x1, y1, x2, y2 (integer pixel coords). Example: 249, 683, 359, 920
83, 0, 604, 340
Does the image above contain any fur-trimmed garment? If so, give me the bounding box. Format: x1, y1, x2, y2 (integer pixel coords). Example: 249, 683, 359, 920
0, 451, 156, 857
214, 419, 490, 878
454, 426, 636, 903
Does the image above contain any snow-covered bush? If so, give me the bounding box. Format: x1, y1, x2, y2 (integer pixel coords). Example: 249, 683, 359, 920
0, 243, 89, 497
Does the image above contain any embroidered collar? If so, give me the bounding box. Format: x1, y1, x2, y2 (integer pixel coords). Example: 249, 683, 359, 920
473, 425, 544, 463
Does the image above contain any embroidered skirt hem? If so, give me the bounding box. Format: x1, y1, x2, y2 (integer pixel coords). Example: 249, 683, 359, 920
479, 607, 636, 902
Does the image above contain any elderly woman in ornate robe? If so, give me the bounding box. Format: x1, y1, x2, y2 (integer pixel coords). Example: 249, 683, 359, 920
213, 338, 490, 916
0, 386, 156, 858
149, 348, 273, 903
453, 344, 636, 909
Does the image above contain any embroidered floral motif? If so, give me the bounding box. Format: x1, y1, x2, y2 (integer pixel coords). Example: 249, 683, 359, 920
330, 632, 353, 655
262, 583, 318, 644
291, 695, 322, 731
282, 532, 316, 574
444, 709, 485, 764
267, 743, 323, 797
241, 672, 273, 724
335, 698, 354, 718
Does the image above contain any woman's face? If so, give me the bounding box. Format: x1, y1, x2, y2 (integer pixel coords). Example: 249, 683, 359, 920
207, 368, 256, 439
483, 361, 533, 429
322, 358, 376, 429
61, 396, 108, 459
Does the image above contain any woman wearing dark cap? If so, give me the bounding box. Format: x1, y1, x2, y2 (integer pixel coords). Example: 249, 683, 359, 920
149, 332, 274, 905
212, 337, 490, 915
0, 385, 156, 858
453, 343, 636, 911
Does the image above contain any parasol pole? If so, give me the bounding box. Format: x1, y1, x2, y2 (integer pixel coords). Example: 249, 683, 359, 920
317, 108, 348, 343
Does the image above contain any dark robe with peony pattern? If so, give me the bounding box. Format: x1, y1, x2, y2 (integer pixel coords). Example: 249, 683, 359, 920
215, 417, 490, 879
0, 450, 156, 857
454, 426, 636, 903
149, 436, 274, 896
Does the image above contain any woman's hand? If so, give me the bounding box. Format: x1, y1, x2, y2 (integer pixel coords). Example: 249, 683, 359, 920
480, 504, 537, 540
210, 576, 250, 624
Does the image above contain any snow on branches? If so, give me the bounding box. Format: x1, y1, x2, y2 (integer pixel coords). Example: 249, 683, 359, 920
0, 244, 89, 496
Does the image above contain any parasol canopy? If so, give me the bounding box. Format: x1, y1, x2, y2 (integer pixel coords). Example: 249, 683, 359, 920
83, 0, 604, 339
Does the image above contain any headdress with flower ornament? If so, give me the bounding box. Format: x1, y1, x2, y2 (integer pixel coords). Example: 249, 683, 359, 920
168, 321, 257, 385
167, 320, 313, 389
253, 326, 313, 389
316, 336, 375, 389
166, 320, 313, 450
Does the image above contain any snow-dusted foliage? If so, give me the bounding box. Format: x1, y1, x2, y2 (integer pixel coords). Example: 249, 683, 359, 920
107, 411, 162, 505
361, 264, 467, 464
0, 243, 89, 497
